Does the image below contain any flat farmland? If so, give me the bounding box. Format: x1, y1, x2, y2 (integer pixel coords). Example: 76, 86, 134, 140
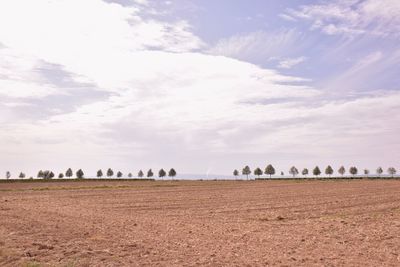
1, 180, 400, 266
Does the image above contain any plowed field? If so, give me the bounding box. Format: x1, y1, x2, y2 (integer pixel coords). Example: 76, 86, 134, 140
1, 180, 400, 266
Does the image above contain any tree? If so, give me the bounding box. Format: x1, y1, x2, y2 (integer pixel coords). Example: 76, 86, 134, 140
37, 170, 44, 179
302, 168, 308, 177
107, 168, 114, 178
388, 167, 397, 177
325, 165, 334, 177
43, 170, 54, 179
264, 164, 275, 178
138, 170, 144, 178
128, 173, 133, 178
364, 169, 370, 177
97, 169, 103, 178
254, 167, 263, 178
66, 168, 73, 178
6, 171, 11, 179
159, 169, 166, 180
349, 166, 358, 177
289, 166, 299, 177
376, 167, 383, 177
313, 166, 321, 177
58, 173, 64, 179
147, 169, 154, 178
338, 166, 345, 177
76, 169, 84, 179
233, 169, 239, 179
117, 171, 123, 178
242, 166, 251, 180
168, 168, 177, 179
19, 172, 25, 179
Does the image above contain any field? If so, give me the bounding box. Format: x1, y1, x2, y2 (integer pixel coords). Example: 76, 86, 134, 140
1, 179, 400, 266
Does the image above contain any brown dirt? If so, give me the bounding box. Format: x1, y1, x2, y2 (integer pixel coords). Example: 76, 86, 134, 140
1, 179, 400, 266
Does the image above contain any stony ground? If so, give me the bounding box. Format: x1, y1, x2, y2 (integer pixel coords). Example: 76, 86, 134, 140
1, 179, 400, 266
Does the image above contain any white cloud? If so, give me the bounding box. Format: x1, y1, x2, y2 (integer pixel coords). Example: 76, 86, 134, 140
207, 30, 306, 64
0, 0, 204, 94
0, 48, 59, 98
0, 0, 399, 175
132, 0, 149, 6
284, 0, 400, 37
321, 23, 365, 35
345, 51, 383, 75
0, 79, 58, 98
0, 0, 204, 56
279, 13, 296, 22
322, 50, 400, 93
278, 56, 307, 69
0, 0, 320, 174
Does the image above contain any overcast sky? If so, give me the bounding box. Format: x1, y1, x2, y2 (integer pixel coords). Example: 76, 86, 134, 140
1, 0, 399, 177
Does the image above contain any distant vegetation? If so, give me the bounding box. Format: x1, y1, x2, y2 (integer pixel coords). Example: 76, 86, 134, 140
242, 166, 251, 180
289, 166, 299, 177
2, 164, 399, 180
233, 165, 398, 179
3, 168, 177, 180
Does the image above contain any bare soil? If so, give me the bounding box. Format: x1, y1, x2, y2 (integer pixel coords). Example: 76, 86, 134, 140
1, 179, 400, 266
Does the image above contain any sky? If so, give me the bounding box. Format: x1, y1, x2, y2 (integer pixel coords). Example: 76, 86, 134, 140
0, 0, 399, 178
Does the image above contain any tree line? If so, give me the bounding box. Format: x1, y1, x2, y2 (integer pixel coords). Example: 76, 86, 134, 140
234, 165, 398, 179
4, 168, 177, 180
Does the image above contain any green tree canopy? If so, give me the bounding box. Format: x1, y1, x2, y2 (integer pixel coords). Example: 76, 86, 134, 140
313, 166, 321, 177
43, 170, 54, 179
242, 165, 251, 180
325, 165, 334, 177
349, 166, 358, 176
254, 167, 263, 178
338, 166, 345, 176
168, 168, 177, 179
107, 168, 114, 178
264, 164, 275, 178
138, 170, 144, 178
388, 167, 396, 177
289, 166, 299, 177
159, 169, 166, 179
376, 167, 383, 176
76, 169, 84, 179
66, 168, 73, 178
